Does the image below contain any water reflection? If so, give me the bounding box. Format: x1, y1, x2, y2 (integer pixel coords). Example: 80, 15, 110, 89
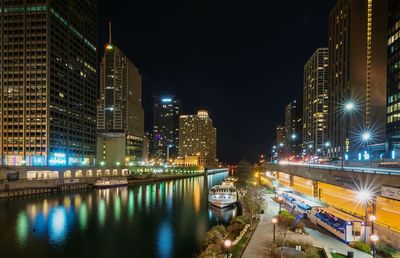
16, 212, 28, 246
49, 207, 67, 243
98, 199, 106, 227
5, 171, 231, 258
157, 221, 173, 258
79, 203, 88, 231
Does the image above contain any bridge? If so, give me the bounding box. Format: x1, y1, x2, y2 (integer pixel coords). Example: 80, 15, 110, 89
260, 162, 400, 246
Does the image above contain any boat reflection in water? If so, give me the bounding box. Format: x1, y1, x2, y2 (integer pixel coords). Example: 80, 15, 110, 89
208, 204, 241, 225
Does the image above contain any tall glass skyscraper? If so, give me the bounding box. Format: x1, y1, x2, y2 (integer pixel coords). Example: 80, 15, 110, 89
152, 96, 181, 161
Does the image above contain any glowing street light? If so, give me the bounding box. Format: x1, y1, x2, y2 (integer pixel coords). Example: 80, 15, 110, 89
345, 102, 355, 111
272, 217, 278, 242
291, 133, 296, 140
357, 190, 372, 202
325, 142, 331, 147
223, 239, 232, 257
362, 132, 371, 142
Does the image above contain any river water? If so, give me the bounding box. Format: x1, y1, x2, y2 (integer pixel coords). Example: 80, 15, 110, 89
0, 172, 237, 258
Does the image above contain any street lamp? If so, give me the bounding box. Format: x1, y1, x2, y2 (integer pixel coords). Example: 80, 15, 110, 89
278, 196, 283, 213
223, 239, 232, 258
342, 101, 355, 169
370, 234, 379, 258
369, 214, 376, 235
361, 131, 373, 167
272, 217, 278, 242
357, 190, 372, 242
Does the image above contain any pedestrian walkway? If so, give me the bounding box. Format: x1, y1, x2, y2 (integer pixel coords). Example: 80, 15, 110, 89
242, 192, 372, 258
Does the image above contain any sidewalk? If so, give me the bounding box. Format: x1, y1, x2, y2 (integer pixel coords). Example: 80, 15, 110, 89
242, 193, 372, 258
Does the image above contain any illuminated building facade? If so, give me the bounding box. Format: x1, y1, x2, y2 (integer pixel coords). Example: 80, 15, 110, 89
284, 100, 302, 158
179, 110, 217, 167
96, 24, 145, 165
0, 0, 98, 166
303, 48, 329, 154
328, 0, 387, 159
275, 125, 286, 161
387, 0, 400, 158
152, 96, 182, 161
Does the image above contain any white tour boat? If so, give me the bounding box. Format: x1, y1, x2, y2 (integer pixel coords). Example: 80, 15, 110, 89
208, 181, 238, 208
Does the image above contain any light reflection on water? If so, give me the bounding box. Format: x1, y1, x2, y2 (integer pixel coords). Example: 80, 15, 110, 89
49, 207, 67, 243
6, 172, 234, 258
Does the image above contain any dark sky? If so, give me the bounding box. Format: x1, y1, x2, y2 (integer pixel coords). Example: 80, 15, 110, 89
98, 0, 335, 164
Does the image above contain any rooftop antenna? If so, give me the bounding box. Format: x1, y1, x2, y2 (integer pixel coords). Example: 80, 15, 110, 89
108, 21, 112, 44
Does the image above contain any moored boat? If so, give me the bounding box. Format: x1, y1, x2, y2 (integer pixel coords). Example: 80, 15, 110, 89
94, 177, 128, 188
208, 183, 238, 208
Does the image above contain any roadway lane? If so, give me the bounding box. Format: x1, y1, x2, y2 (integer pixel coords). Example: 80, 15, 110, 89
280, 162, 400, 175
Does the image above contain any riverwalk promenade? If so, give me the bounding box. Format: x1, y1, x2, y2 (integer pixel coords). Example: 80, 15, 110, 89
242, 193, 371, 258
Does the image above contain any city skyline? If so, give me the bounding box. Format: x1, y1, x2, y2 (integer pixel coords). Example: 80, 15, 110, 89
98, 0, 336, 163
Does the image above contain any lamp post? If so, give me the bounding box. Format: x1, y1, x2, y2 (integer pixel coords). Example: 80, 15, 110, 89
223, 239, 232, 258
272, 217, 278, 242
369, 214, 376, 234
342, 102, 355, 169
361, 132, 372, 167
370, 234, 379, 258
278, 196, 283, 213
323, 142, 331, 159
357, 190, 372, 243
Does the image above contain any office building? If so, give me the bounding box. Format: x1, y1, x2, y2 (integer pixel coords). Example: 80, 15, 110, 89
0, 0, 98, 166
152, 96, 182, 162
387, 0, 400, 158
96, 24, 144, 165
328, 0, 387, 159
285, 100, 302, 158
179, 110, 217, 167
303, 48, 329, 155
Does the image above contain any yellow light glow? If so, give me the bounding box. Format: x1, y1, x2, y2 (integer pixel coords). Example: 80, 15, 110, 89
106, 44, 113, 50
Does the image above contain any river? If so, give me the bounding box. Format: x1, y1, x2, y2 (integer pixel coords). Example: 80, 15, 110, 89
0, 172, 238, 258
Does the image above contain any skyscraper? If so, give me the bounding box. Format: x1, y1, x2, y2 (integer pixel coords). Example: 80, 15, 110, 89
96, 24, 145, 164
328, 0, 387, 159
388, 0, 400, 158
152, 96, 182, 161
179, 110, 217, 167
0, 0, 98, 166
284, 100, 302, 158
303, 48, 329, 154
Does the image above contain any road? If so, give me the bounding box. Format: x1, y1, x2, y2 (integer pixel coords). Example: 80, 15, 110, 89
280, 161, 400, 175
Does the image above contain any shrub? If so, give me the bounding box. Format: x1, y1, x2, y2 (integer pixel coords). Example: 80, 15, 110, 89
197, 246, 225, 258
277, 212, 295, 229
377, 243, 400, 258
349, 241, 371, 253
230, 215, 249, 225
226, 223, 245, 235
203, 225, 227, 246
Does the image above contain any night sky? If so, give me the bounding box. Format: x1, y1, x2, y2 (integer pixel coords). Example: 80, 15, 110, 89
99, 0, 336, 163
